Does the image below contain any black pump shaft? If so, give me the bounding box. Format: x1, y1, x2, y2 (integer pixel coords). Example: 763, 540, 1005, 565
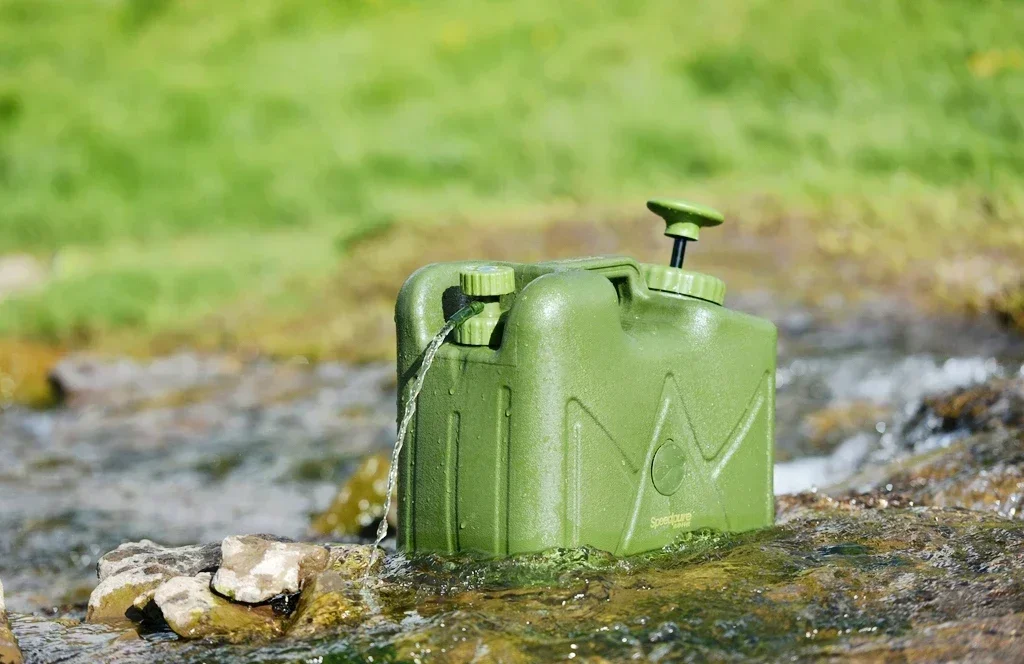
670, 237, 687, 268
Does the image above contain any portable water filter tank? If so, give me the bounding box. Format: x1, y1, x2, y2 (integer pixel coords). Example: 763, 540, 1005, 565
394, 199, 777, 556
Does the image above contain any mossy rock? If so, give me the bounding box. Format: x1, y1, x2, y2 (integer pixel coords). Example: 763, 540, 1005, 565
152, 573, 284, 643
310, 454, 393, 537
287, 570, 373, 638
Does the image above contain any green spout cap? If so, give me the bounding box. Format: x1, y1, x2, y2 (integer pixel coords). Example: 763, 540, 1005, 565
643, 263, 726, 305
460, 265, 515, 297
647, 198, 723, 241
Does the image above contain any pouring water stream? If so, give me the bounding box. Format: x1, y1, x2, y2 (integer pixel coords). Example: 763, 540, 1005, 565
367, 302, 485, 573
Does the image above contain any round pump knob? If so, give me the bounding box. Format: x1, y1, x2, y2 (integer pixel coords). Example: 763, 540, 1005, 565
647, 198, 723, 268
459, 265, 515, 297
647, 198, 723, 242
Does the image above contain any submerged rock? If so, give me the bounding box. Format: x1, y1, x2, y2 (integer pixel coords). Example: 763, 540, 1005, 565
287, 543, 382, 637
212, 535, 329, 604
0, 579, 23, 664
153, 573, 283, 642
87, 540, 221, 625
287, 569, 373, 637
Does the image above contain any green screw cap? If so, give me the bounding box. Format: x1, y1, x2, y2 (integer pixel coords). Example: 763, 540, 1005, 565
642, 263, 726, 305
460, 265, 515, 297
456, 265, 513, 346
647, 198, 723, 241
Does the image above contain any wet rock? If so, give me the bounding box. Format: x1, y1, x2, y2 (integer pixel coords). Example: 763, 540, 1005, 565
381, 506, 1024, 663
152, 573, 283, 642
825, 378, 1024, 520
310, 453, 396, 537
0, 579, 23, 664
799, 400, 890, 453
287, 570, 372, 637
211, 535, 329, 604
821, 612, 1024, 661
325, 543, 381, 577
87, 540, 221, 625
900, 377, 1024, 453
287, 543, 380, 637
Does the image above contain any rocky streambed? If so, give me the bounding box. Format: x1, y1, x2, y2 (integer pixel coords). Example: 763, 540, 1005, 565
1, 298, 1024, 662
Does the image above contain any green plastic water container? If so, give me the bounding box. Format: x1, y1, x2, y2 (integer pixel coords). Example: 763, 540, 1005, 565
395, 199, 776, 556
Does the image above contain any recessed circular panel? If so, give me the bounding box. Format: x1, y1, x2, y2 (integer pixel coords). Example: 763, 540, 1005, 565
651, 442, 686, 496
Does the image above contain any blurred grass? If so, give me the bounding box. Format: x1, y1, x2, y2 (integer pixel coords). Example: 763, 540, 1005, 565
0, 0, 1023, 350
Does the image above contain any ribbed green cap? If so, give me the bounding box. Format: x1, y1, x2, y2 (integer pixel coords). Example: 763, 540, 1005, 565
455, 308, 501, 346
642, 263, 726, 305
647, 198, 724, 241
460, 265, 515, 297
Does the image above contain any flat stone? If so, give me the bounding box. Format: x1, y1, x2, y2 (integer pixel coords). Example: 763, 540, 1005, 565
212, 535, 329, 604
87, 540, 220, 625
0, 578, 23, 664
153, 573, 283, 642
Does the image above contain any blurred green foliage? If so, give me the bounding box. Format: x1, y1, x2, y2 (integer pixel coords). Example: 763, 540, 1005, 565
0, 0, 1022, 343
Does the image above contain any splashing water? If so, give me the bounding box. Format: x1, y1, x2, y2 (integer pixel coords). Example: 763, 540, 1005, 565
368, 302, 485, 573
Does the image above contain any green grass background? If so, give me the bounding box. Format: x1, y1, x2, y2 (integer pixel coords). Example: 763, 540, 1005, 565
0, 0, 1022, 343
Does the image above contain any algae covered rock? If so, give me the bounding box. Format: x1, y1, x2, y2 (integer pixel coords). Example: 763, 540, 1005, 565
384, 505, 1024, 662
211, 535, 329, 604
87, 540, 221, 625
0, 579, 23, 664
836, 377, 1024, 520
287, 569, 373, 637
310, 453, 396, 537
153, 573, 284, 642
287, 543, 381, 637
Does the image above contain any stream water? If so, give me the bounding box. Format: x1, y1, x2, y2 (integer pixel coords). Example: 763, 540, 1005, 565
2, 290, 1023, 661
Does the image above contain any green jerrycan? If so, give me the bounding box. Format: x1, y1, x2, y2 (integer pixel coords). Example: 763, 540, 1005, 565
395, 199, 776, 556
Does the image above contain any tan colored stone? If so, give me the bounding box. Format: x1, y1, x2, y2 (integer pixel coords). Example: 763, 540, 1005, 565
212, 535, 329, 604
86, 540, 220, 625
153, 573, 284, 643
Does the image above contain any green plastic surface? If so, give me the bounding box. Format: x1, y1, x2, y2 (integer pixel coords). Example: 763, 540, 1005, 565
396, 252, 776, 557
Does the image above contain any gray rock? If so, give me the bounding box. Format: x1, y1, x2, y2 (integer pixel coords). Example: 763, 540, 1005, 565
87, 540, 220, 625
152, 573, 283, 642
211, 535, 329, 604
0, 578, 23, 664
